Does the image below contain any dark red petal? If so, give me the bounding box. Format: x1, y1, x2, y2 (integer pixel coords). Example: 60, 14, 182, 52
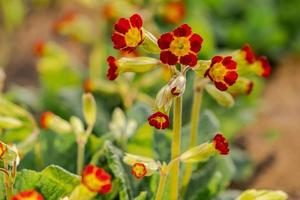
106, 56, 118, 80
213, 133, 229, 155
160, 51, 178, 65
173, 24, 192, 37
222, 56, 236, 69
242, 44, 256, 64
258, 56, 271, 77
211, 56, 223, 65
158, 33, 174, 50
114, 18, 130, 34
224, 71, 238, 86
214, 81, 228, 91
189, 34, 203, 53
179, 53, 197, 67
130, 13, 143, 28
111, 33, 126, 49
99, 183, 112, 194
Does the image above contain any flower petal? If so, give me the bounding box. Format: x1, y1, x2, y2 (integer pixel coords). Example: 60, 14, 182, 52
189, 33, 203, 53
224, 71, 238, 86
173, 24, 192, 37
130, 14, 143, 28
114, 18, 130, 34
111, 33, 126, 49
160, 51, 178, 65
179, 53, 197, 67
158, 32, 174, 50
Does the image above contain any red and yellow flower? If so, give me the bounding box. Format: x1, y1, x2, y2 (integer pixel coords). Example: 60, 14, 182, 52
212, 133, 229, 155
131, 163, 147, 179
106, 56, 119, 80
40, 111, 53, 129
228, 78, 254, 96
11, 190, 44, 200
82, 165, 112, 194
112, 14, 144, 52
162, 1, 185, 24
205, 56, 238, 91
148, 111, 169, 129
257, 56, 271, 77
157, 24, 203, 67
0, 142, 7, 159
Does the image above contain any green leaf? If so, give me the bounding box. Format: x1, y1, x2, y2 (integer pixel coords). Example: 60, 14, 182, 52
14, 165, 80, 200
134, 191, 147, 200
103, 141, 133, 200
127, 123, 154, 157
0, 173, 5, 200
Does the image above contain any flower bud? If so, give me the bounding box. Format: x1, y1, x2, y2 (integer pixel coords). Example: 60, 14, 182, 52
70, 116, 84, 136
140, 28, 160, 54
106, 56, 160, 80
82, 93, 97, 126
237, 189, 288, 200
82, 165, 112, 194
168, 74, 186, 97
228, 78, 254, 96
40, 112, 72, 134
123, 153, 159, 177
204, 84, 234, 108
11, 190, 44, 200
0, 116, 23, 129
180, 133, 229, 163
0, 141, 18, 163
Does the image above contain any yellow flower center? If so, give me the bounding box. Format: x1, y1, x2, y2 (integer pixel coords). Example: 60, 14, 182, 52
210, 63, 227, 82
169, 36, 190, 56
155, 116, 166, 123
133, 164, 146, 177
125, 28, 142, 47
84, 173, 108, 191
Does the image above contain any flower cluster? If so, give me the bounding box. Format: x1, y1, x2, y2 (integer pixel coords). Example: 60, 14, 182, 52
81, 165, 112, 194
12, 190, 44, 200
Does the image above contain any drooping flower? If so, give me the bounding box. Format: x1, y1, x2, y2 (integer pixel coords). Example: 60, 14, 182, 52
112, 14, 144, 52
40, 111, 53, 129
131, 163, 147, 179
0, 142, 6, 159
148, 111, 169, 129
228, 78, 254, 96
257, 56, 271, 77
162, 1, 185, 24
82, 165, 112, 194
11, 190, 44, 200
205, 56, 238, 91
241, 44, 256, 64
32, 40, 46, 57
212, 133, 229, 155
157, 24, 203, 67
106, 56, 160, 80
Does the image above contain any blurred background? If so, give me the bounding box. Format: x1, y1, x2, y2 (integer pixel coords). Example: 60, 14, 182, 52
0, 0, 300, 199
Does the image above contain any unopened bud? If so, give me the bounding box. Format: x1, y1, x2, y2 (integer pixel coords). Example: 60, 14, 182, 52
70, 116, 84, 136
82, 93, 97, 126
140, 28, 160, 54
205, 84, 234, 108
40, 112, 72, 134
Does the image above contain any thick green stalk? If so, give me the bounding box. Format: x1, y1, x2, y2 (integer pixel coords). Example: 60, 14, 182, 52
154, 172, 167, 200
181, 77, 203, 194
77, 125, 93, 175
170, 96, 182, 200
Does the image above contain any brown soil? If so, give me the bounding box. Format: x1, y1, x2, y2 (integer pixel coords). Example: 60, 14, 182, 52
239, 56, 300, 199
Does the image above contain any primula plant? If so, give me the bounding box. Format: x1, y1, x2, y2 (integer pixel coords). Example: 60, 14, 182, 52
0, 1, 289, 200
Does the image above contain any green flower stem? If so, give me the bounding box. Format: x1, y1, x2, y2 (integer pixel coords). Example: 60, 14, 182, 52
77, 124, 93, 175
182, 76, 203, 194
1, 165, 13, 199
170, 95, 183, 200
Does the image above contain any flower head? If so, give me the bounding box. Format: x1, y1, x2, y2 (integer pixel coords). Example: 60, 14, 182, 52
12, 190, 44, 200
158, 24, 203, 67
112, 14, 144, 52
82, 165, 112, 194
205, 56, 238, 91
257, 56, 271, 77
241, 44, 256, 64
162, 1, 185, 24
131, 163, 147, 179
40, 111, 53, 129
32, 40, 46, 57
148, 111, 169, 129
212, 133, 229, 155
0, 142, 7, 159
